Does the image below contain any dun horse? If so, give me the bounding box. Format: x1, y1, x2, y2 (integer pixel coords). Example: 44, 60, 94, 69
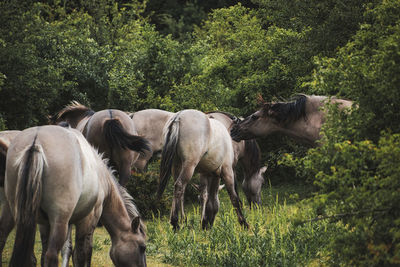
129, 109, 174, 171
0, 125, 146, 267
50, 102, 150, 186
157, 109, 248, 230
207, 111, 267, 207
231, 94, 353, 146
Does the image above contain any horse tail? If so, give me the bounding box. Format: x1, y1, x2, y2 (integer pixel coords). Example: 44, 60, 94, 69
103, 118, 150, 154
10, 137, 46, 267
0, 138, 8, 187
157, 113, 180, 199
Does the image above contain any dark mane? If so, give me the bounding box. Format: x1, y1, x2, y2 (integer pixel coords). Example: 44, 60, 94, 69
49, 101, 95, 124
267, 94, 308, 124
206, 111, 241, 123
243, 139, 261, 175
106, 166, 146, 236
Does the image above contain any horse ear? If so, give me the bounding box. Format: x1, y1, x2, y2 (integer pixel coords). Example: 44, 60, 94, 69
257, 94, 265, 106
260, 166, 267, 174
131, 216, 141, 234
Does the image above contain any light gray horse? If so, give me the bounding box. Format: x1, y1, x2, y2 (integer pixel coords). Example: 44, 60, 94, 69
231, 94, 353, 146
0, 125, 146, 267
157, 109, 248, 230
129, 109, 175, 171
50, 101, 151, 186
207, 111, 267, 207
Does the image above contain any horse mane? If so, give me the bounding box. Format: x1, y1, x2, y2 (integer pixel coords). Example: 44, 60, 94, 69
265, 94, 308, 124
103, 160, 147, 236
206, 110, 241, 123
50, 101, 95, 124
243, 139, 261, 175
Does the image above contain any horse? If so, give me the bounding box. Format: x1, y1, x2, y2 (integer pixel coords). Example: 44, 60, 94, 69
231, 94, 353, 146
50, 101, 151, 186
129, 109, 175, 171
206, 111, 267, 207
0, 130, 20, 188
157, 109, 248, 230
0, 125, 146, 267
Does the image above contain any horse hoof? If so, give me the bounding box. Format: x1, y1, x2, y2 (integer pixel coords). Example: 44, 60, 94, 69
172, 224, 180, 231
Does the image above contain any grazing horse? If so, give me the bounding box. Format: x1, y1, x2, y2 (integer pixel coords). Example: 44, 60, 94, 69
0, 125, 146, 267
157, 109, 248, 230
129, 109, 175, 171
50, 101, 150, 186
207, 111, 267, 207
231, 94, 353, 146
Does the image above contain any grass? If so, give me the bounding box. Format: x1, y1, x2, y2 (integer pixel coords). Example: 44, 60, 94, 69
2, 182, 345, 266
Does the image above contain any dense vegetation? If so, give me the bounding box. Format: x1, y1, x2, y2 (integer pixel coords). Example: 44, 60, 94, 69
1, 0, 400, 265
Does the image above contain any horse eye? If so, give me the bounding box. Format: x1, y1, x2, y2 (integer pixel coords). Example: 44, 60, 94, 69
251, 114, 259, 121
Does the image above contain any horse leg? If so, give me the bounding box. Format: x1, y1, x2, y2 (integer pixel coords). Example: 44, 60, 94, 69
199, 174, 209, 227
221, 166, 249, 228
39, 224, 49, 267
202, 174, 221, 229
73, 209, 100, 267
170, 164, 195, 230
44, 221, 69, 267
0, 202, 15, 267
61, 226, 73, 267
118, 161, 132, 187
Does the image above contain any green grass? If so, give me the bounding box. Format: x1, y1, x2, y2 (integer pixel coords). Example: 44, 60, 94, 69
2, 182, 346, 266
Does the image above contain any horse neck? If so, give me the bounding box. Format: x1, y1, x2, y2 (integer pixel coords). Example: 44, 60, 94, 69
277, 98, 325, 146
238, 142, 259, 179
276, 120, 321, 146
100, 178, 131, 239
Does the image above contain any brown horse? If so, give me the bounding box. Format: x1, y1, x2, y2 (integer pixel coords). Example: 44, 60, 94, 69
231, 94, 353, 146
207, 111, 267, 207
157, 109, 248, 230
50, 101, 151, 186
0, 125, 146, 267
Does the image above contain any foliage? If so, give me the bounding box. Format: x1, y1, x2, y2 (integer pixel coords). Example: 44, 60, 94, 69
291, 132, 400, 266
309, 0, 400, 141
125, 164, 170, 220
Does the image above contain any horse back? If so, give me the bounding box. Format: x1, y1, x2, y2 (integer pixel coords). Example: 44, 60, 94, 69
174, 110, 211, 160
205, 119, 234, 166
85, 109, 137, 147
132, 109, 174, 152
6, 126, 101, 224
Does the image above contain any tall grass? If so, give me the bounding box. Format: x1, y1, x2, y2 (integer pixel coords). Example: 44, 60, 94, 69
2, 183, 348, 266
146, 187, 347, 266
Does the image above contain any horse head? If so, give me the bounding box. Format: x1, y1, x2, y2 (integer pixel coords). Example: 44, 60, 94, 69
109, 215, 147, 267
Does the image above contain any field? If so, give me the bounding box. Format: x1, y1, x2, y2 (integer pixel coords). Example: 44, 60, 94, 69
2, 182, 347, 266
